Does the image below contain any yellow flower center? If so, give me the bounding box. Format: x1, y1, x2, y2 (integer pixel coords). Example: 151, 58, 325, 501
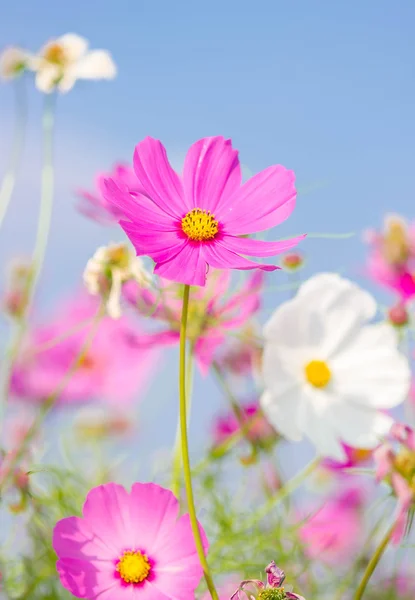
382, 219, 410, 266
394, 448, 415, 483
44, 43, 67, 66
305, 360, 331, 388
116, 550, 151, 584
181, 208, 219, 242
350, 448, 372, 464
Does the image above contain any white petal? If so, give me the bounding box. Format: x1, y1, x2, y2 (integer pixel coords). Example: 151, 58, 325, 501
332, 323, 411, 409
263, 296, 325, 349
58, 33, 89, 61
297, 273, 377, 322
332, 403, 393, 449
261, 342, 306, 392
35, 66, 60, 93
302, 390, 346, 459
74, 50, 117, 80
57, 71, 77, 93
260, 389, 303, 441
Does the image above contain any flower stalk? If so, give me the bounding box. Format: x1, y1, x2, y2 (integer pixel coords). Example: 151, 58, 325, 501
179, 284, 219, 600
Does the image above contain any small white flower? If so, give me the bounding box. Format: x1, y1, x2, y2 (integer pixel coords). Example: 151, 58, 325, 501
260, 273, 411, 460
0, 46, 29, 80
84, 242, 151, 319
29, 33, 116, 93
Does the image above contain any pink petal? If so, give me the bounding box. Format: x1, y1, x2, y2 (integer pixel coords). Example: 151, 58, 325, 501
217, 165, 296, 234
183, 136, 241, 213
56, 557, 117, 599
128, 483, 180, 552
120, 221, 186, 262
133, 137, 185, 218
373, 444, 394, 481
220, 233, 306, 257
194, 334, 225, 375
152, 514, 206, 600
218, 270, 263, 315
202, 240, 278, 272
154, 242, 208, 286
390, 473, 413, 544
82, 483, 135, 550
103, 179, 175, 230
53, 516, 115, 560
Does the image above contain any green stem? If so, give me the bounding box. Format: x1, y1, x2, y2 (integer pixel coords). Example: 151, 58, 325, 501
353, 525, 393, 600
29, 92, 56, 300
211, 361, 258, 456
0, 78, 27, 229
179, 285, 219, 600
171, 342, 194, 498
0, 93, 56, 429
244, 457, 320, 528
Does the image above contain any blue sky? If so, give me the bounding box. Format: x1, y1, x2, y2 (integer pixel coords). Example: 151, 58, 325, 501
0, 1, 414, 472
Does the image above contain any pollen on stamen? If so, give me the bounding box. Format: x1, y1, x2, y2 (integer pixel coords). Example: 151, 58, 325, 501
116, 550, 151, 584
181, 208, 219, 242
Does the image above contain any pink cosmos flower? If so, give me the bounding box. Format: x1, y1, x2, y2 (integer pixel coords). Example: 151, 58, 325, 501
374, 423, 415, 544
103, 136, 305, 286
125, 269, 264, 374
364, 215, 415, 301
231, 562, 305, 600
53, 482, 207, 599
212, 401, 277, 449
11, 294, 157, 406
77, 163, 144, 225
299, 488, 364, 565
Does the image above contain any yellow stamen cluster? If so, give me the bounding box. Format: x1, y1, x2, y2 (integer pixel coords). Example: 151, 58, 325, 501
116, 550, 151, 584
305, 360, 331, 388
394, 448, 415, 492
258, 588, 287, 600
181, 208, 219, 242
382, 218, 410, 266
44, 43, 67, 66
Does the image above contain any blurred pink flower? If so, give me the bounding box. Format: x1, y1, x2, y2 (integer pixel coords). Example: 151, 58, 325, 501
300, 488, 364, 564
11, 294, 158, 406
212, 401, 276, 448
364, 215, 415, 301
374, 423, 415, 544
77, 163, 144, 225
322, 443, 373, 471
53, 482, 206, 599
125, 269, 264, 374
103, 136, 305, 286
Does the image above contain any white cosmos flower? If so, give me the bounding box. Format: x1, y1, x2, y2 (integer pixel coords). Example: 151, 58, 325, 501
260, 273, 411, 460
84, 242, 151, 319
29, 33, 116, 93
0, 46, 29, 80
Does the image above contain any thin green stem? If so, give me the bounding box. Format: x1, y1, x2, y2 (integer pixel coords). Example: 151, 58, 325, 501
0, 93, 56, 430
171, 342, 194, 498
244, 457, 320, 528
29, 92, 56, 299
353, 525, 393, 600
0, 78, 27, 229
211, 360, 259, 456
179, 284, 219, 600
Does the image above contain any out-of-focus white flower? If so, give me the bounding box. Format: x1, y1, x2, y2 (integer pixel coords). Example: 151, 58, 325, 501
29, 33, 116, 93
260, 273, 411, 460
0, 46, 29, 80
84, 242, 151, 319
